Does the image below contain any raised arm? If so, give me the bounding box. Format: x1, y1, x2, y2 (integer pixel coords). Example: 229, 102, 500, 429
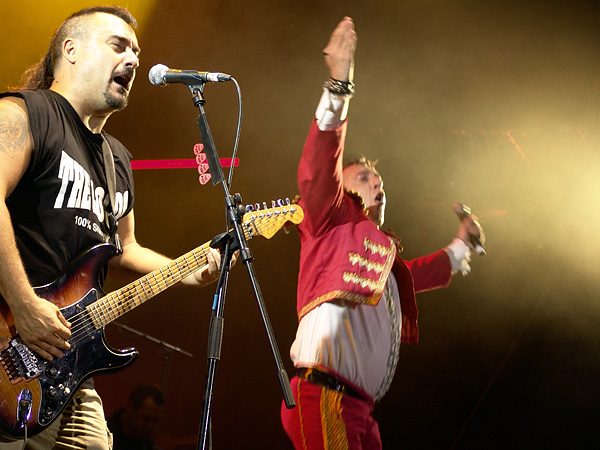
298, 17, 357, 233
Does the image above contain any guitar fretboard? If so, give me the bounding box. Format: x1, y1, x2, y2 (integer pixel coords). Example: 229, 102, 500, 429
87, 243, 211, 328
83, 204, 303, 330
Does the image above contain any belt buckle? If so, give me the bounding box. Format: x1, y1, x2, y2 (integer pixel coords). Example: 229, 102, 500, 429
330, 377, 345, 394
301, 368, 348, 396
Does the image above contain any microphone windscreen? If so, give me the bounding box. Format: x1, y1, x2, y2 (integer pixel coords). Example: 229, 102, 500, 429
148, 64, 168, 86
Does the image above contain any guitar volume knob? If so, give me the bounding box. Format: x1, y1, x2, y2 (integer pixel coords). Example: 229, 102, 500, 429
43, 409, 53, 421
47, 386, 57, 399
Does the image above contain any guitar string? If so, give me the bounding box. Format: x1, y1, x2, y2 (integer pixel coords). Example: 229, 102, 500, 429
69, 244, 209, 334
65, 244, 211, 346
67, 215, 288, 333
66, 262, 201, 346
66, 235, 220, 331
55, 213, 297, 347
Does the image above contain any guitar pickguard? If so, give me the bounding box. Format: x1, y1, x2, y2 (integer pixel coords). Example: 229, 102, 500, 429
1, 288, 138, 437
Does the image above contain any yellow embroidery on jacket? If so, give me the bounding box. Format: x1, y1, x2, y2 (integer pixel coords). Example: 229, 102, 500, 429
342, 272, 379, 290
298, 238, 397, 319
348, 253, 385, 274
299, 290, 381, 319
364, 238, 390, 257
343, 237, 395, 292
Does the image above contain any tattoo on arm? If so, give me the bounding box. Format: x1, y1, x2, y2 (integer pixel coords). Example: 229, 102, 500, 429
0, 107, 28, 158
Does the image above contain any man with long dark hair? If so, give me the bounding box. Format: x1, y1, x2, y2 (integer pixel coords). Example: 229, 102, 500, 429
0, 6, 221, 449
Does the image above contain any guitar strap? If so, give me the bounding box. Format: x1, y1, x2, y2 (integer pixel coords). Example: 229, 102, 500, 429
101, 134, 123, 253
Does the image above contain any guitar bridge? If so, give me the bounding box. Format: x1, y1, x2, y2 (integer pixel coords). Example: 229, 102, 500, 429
0, 337, 43, 383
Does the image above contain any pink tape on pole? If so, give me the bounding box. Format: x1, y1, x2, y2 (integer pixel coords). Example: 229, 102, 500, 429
131, 158, 238, 170
131, 142, 238, 184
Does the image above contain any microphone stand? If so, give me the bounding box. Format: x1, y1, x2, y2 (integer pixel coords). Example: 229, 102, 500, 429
184, 82, 295, 450
111, 321, 194, 395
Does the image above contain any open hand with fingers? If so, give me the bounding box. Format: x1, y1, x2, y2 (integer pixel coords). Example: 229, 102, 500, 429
323, 16, 357, 82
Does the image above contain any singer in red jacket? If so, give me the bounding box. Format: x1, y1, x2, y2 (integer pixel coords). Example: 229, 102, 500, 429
281, 17, 485, 450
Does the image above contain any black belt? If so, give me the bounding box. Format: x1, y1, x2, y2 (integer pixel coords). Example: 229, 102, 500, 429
297, 367, 366, 401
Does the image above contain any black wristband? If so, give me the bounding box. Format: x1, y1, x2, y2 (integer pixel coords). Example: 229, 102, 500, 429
324, 78, 355, 97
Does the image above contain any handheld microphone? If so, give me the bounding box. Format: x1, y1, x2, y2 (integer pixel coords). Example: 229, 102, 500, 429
453, 203, 486, 255
148, 64, 232, 87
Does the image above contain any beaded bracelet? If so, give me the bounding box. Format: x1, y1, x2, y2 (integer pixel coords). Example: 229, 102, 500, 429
324, 77, 355, 97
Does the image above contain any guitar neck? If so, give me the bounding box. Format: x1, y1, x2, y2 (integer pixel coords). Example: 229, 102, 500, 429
84, 203, 304, 329
87, 242, 212, 328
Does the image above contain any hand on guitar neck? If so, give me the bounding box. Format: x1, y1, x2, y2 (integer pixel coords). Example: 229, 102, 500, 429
180, 246, 238, 287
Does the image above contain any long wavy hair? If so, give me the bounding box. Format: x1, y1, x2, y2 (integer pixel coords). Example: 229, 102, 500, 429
18, 5, 137, 90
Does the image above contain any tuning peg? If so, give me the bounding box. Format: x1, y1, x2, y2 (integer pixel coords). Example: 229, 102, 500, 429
245, 204, 254, 212
285, 198, 291, 206
262, 202, 268, 210
271, 200, 277, 208
276, 199, 284, 207
255, 203, 261, 211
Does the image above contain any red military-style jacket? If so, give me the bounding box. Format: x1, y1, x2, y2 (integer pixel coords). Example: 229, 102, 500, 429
296, 119, 452, 343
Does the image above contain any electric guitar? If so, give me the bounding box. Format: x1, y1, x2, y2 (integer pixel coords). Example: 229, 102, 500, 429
0, 203, 303, 441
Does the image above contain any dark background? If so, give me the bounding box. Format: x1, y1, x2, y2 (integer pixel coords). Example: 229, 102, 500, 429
2, 1, 600, 449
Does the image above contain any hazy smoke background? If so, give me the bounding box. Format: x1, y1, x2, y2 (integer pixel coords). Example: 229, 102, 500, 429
2, 1, 599, 448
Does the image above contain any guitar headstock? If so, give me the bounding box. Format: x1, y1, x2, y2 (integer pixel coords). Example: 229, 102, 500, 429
242, 199, 304, 240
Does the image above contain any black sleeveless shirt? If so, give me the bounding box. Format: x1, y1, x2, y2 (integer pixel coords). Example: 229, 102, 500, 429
1, 90, 134, 287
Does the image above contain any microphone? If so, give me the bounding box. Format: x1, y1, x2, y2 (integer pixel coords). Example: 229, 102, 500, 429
453, 203, 486, 255
148, 64, 232, 87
